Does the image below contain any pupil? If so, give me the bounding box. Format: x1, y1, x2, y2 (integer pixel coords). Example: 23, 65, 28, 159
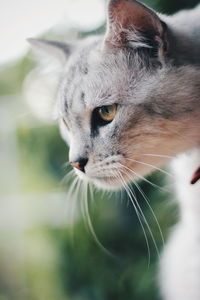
102, 106, 109, 114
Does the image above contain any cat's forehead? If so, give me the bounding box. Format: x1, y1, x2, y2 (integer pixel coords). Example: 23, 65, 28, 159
60, 39, 145, 115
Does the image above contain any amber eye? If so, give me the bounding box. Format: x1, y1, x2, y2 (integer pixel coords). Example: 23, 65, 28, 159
98, 104, 117, 122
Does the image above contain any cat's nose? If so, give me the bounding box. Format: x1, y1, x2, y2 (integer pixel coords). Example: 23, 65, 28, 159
70, 157, 88, 173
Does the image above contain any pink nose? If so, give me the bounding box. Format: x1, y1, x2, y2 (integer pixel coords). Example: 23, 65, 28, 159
71, 161, 82, 170
70, 158, 88, 173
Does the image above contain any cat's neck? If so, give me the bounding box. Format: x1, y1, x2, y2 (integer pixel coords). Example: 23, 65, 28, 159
165, 5, 200, 66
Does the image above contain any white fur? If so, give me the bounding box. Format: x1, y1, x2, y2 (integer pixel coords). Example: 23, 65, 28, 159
160, 149, 200, 300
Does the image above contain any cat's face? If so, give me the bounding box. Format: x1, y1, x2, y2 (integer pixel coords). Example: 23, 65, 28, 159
59, 39, 150, 189
30, 0, 200, 190
57, 37, 186, 190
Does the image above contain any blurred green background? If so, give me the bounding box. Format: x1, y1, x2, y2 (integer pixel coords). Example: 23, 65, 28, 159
0, 0, 199, 299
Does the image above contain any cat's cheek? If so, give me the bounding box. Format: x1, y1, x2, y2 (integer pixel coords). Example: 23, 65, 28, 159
59, 121, 70, 145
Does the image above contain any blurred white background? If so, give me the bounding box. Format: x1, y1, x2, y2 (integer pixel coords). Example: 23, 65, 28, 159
0, 2, 106, 298
0, 2, 106, 292
0, 0, 105, 64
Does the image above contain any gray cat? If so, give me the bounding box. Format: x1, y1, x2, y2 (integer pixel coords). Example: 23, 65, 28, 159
29, 0, 200, 299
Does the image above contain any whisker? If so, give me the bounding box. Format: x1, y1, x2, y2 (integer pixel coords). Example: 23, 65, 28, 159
60, 169, 76, 186
114, 169, 151, 267
64, 175, 81, 246
129, 153, 174, 159
119, 168, 161, 261
118, 163, 168, 192
134, 181, 165, 248
125, 157, 173, 178
62, 161, 71, 171
70, 177, 81, 242
125, 171, 165, 248
69, 176, 82, 225
83, 181, 115, 258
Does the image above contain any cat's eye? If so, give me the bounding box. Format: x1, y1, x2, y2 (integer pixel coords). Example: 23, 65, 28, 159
98, 104, 117, 122
91, 104, 117, 134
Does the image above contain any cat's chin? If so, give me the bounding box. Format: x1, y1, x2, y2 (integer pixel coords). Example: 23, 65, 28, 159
74, 169, 125, 191
92, 177, 124, 191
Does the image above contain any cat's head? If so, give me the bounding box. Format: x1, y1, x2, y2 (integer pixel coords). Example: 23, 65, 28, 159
29, 0, 199, 190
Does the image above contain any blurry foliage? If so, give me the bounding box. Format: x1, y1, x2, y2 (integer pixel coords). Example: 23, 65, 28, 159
0, 55, 35, 96
17, 125, 68, 192
56, 175, 177, 300
0, 0, 197, 299
22, 180, 177, 300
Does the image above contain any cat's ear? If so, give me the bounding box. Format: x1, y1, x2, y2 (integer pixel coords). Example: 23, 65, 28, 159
27, 38, 72, 63
104, 0, 168, 58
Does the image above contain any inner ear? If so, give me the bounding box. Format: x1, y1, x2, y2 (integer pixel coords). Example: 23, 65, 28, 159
105, 0, 168, 56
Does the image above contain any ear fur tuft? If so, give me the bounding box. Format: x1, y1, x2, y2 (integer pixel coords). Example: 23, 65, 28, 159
27, 38, 72, 63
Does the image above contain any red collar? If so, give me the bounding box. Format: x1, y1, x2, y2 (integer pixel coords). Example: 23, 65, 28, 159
191, 167, 200, 185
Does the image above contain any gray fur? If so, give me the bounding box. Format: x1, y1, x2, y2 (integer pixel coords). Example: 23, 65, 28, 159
29, 1, 200, 190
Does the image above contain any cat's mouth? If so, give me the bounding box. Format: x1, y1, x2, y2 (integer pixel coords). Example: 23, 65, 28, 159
74, 167, 132, 190
91, 176, 124, 190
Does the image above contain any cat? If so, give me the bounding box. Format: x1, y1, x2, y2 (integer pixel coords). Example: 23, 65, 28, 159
28, 0, 200, 299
